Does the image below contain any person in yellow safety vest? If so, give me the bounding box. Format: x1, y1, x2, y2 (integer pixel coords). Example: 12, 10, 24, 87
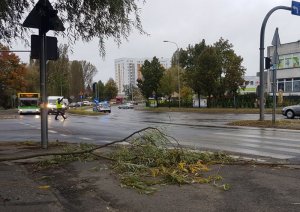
55, 98, 66, 120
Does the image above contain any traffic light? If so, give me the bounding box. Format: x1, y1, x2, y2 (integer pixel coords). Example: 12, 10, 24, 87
265, 57, 272, 69
92, 82, 97, 93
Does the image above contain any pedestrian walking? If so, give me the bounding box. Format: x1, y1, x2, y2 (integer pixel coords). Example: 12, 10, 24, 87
55, 97, 66, 120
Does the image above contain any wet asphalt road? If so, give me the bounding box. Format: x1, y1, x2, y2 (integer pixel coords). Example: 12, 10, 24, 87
0, 106, 300, 161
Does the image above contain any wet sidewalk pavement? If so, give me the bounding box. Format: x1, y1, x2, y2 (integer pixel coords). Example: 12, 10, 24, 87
1, 142, 300, 212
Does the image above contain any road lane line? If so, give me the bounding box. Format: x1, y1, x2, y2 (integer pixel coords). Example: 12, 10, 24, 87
79, 137, 93, 141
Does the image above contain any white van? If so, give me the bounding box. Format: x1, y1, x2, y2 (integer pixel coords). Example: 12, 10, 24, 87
47, 96, 69, 114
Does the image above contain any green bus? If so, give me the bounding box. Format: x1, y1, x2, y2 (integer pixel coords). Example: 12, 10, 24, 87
17, 93, 40, 114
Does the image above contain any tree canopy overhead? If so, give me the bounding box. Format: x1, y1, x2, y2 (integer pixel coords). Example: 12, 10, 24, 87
0, 0, 146, 56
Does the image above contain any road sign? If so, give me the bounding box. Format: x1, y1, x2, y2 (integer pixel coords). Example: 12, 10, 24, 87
271, 28, 280, 46
23, 0, 64, 33
291, 1, 300, 15
271, 28, 280, 64
31, 35, 58, 60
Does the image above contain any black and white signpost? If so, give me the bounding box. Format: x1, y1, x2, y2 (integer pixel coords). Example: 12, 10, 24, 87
23, 0, 64, 148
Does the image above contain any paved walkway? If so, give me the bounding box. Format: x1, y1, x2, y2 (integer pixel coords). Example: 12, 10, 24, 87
1, 142, 300, 212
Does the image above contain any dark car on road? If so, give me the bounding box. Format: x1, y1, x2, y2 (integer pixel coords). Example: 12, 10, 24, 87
282, 104, 300, 119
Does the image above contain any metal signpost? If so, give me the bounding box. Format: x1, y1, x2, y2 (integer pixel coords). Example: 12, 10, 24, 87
271, 28, 280, 124
23, 0, 64, 148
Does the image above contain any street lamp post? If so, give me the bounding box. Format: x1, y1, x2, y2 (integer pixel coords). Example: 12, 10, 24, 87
163, 40, 180, 108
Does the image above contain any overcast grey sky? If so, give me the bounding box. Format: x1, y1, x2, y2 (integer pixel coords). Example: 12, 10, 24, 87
13, 0, 300, 83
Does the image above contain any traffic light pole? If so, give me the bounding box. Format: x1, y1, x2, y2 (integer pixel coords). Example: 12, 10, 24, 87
259, 6, 291, 121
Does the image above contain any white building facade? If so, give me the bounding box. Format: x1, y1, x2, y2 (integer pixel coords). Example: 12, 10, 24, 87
267, 41, 300, 97
240, 76, 260, 94
115, 57, 171, 95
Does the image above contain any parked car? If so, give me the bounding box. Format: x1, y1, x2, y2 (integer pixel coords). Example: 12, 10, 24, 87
94, 101, 111, 113
282, 104, 300, 119
83, 101, 93, 106
118, 103, 134, 109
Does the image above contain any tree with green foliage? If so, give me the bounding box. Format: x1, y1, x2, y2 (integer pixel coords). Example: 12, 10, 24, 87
137, 57, 165, 99
25, 59, 40, 92
213, 38, 245, 99
0, 0, 146, 56
158, 67, 177, 103
196, 46, 221, 107
180, 40, 207, 107
123, 83, 139, 101
69, 60, 84, 100
47, 44, 70, 97
180, 85, 193, 107
104, 78, 118, 101
82, 61, 97, 90
96, 80, 105, 101
178, 38, 245, 108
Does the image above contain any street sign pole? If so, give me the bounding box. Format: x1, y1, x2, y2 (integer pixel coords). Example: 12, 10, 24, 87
271, 28, 280, 125
23, 0, 65, 149
40, 29, 48, 148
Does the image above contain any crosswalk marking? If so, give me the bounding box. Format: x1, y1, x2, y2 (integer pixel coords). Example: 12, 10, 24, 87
214, 132, 300, 143
210, 132, 300, 159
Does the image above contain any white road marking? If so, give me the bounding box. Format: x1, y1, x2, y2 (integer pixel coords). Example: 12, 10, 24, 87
215, 132, 300, 143
79, 137, 93, 141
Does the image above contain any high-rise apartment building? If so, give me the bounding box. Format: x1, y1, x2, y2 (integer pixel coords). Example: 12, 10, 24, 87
115, 57, 171, 95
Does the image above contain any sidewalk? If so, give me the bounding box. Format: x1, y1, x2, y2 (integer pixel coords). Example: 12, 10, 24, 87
1, 142, 300, 212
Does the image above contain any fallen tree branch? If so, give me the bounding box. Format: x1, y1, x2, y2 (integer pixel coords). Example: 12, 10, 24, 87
1, 126, 299, 166
0, 127, 164, 162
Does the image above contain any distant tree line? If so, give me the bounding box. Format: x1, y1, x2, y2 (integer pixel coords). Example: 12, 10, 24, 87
0, 43, 103, 108
93, 79, 118, 102
137, 38, 246, 108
